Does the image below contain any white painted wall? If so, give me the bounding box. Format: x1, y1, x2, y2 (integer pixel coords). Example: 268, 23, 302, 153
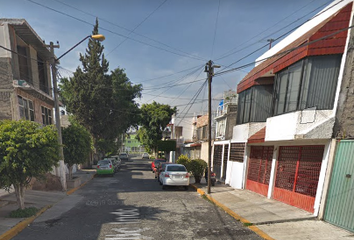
232, 122, 265, 142
266, 110, 334, 141
225, 161, 244, 189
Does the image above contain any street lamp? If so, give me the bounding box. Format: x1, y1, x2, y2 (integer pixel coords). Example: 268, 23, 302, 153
48, 34, 105, 191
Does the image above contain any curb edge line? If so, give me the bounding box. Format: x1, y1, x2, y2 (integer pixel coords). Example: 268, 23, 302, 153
0, 205, 51, 240
191, 184, 275, 240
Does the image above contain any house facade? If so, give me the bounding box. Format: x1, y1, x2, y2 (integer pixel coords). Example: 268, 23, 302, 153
212, 90, 238, 182
227, 0, 354, 219
0, 19, 54, 125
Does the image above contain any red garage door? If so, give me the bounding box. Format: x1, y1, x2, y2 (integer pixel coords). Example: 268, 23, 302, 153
273, 146, 324, 213
246, 146, 274, 197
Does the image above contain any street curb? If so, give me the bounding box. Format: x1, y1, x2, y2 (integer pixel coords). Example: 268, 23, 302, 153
0, 205, 51, 240
190, 184, 275, 240
66, 173, 96, 195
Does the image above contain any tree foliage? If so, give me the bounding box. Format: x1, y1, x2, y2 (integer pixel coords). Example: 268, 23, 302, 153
59, 19, 142, 154
0, 120, 59, 209
62, 121, 92, 179
137, 101, 176, 153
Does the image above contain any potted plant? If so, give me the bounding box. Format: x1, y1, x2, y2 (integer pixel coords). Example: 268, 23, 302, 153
189, 159, 207, 184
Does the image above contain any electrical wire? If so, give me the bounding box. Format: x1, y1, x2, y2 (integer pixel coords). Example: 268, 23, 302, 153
215, 23, 354, 77
215, 0, 333, 61
52, 0, 206, 62
211, 0, 221, 59
27, 0, 207, 62
107, 0, 168, 56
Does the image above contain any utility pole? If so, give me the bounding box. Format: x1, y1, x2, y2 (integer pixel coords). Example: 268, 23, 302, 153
205, 60, 220, 194
48, 41, 67, 191
267, 39, 275, 49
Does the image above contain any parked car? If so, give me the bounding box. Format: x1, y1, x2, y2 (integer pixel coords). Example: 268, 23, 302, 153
119, 153, 129, 161
96, 159, 115, 176
159, 164, 189, 190
155, 162, 173, 181
151, 159, 166, 173
142, 152, 149, 159
105, 156, 121, 172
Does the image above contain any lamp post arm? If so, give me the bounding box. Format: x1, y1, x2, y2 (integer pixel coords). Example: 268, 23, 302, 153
56, 35, 90, 61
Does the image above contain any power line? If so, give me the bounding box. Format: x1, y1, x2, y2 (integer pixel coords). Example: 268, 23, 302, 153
211, 0, 221, 59
26, 0, 207, 62
107, 0, 168, 56
177, 79, 208, 126
52, 0, 206, 62
215, 23, 354, 77
215, 0, 333, 61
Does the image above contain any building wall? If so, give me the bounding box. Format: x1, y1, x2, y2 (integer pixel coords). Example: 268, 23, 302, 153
0, 58, 14, 120
333, 17, 354, 138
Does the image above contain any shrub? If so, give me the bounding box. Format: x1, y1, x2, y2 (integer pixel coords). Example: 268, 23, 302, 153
189, 159, 207, 183
176, 154, 191, 171
9, 207, 38, 218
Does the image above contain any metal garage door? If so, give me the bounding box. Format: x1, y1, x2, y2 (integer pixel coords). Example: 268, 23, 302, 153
222, 144, 229, 181
273, 145, 324, 213
246, 146, 274, 197
324, 140, 354, 232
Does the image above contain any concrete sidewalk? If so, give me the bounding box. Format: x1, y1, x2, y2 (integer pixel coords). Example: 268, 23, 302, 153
0, 169, 96, 240
192, 179, 354, 240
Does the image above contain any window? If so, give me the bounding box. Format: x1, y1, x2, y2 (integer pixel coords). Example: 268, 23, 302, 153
273, 55, 341, 115
236, 85, 273, 124
41, 106, 52, 125
38, 55, 49, 94
18, 96, 34, 121
17, 45, 31, 83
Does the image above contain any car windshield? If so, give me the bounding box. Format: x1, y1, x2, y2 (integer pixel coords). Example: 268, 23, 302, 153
98, 160, 110, 165
120, 154, 127, 157
167, 166, 186, 172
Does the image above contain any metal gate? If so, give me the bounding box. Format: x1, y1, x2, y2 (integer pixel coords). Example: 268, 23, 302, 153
273, 145, 324, 213
213, 145, 223, 179
324, 140, 354, 232
246, 146, 273, 196
222, 144, 229, 181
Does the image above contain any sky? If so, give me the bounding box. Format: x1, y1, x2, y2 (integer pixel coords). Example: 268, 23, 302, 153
1, 0, 334, 136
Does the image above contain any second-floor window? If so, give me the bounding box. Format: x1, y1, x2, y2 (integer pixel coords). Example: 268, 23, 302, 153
273, 54, 341, 115
41, 106, 52, 125
236, 85, 273, 124
38, 55, 49, 94
17, 45, 31, 83
18, 96, 34, 121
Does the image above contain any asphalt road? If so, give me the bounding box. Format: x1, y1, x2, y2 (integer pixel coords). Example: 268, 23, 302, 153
13, 157, 262, 240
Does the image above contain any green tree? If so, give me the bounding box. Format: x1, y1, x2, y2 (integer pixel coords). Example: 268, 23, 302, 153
137, 101, 176, 154
62, 121, 92, 180
0, 120, 59, 209
59, 19, 141, 155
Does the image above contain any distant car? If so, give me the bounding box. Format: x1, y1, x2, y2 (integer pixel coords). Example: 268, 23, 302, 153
142, 153, 149, 159
155, 162, 173, 181
105, 156, 121, 172
119, 153, 129, 161
159, 164, 189, 190
96, 159, 115, 176
151, 159, 166, 173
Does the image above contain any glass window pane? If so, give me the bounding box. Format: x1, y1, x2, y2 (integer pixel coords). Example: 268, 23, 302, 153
285, 61, 302, 112
18, 96, 23, 106
275, 71, 288, 115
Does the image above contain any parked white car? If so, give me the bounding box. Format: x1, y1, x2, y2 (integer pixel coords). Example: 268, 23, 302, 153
159, 164, 189, 190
